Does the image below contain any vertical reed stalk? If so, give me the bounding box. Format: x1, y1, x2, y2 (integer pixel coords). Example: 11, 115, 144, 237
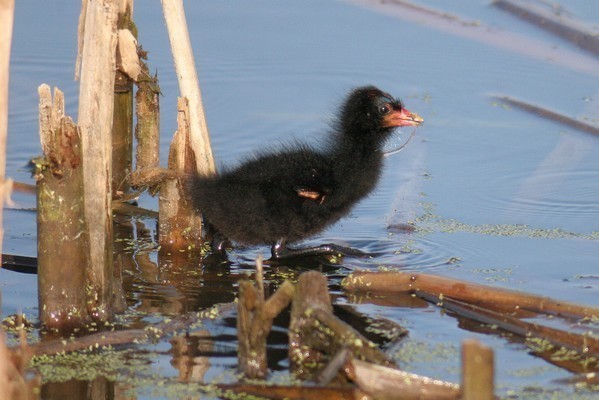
461, 339, 495, 400
134, 52, 160, 174
112, 6, 135, 196
160, 0, 215, 176
77, 0, 119, 321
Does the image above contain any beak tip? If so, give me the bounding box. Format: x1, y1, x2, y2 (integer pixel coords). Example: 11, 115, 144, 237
412, 113, 424, 125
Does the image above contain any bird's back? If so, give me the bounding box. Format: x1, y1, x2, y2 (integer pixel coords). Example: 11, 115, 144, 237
192, 145, 343, 245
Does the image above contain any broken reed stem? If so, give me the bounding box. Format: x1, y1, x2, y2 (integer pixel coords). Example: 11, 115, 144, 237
129, 167, 175, 192
317, 347, 351, 385
289, 271, 333, 378
262, 281, 294, 320
495, 95, 599, 136
237, 274, 294, 379
0, 0, 15, 267
160, 0, 215, 176
158, 97, 203, 254
255, 254, 265, 299
36, 85, 91, 331
237, 281, 265, 379
309, 308, 392, 366
342, 271, 599, 320
289, 271, 391, 380
346, 358, 460, 400
461, 339, 495, 400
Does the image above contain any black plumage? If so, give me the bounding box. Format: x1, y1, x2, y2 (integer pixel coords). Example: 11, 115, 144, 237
190, 86, 423, 258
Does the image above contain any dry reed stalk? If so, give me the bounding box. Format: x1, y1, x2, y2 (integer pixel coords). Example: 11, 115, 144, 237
160, 0, 215, 176
309, 308, 392, 366
238, 256, 294, 379
346, 358, 460, 400
290, 271, 392, 380
112, 8, 137, 196
0, 0, 15, 267
494, 95, 599, 136
77, 0, 119, 322
158, 97, 204, 253
417, 291, 598, 371
342, 271, 599, 320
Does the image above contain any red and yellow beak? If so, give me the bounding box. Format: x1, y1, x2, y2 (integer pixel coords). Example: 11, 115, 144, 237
382, 108, 424, 128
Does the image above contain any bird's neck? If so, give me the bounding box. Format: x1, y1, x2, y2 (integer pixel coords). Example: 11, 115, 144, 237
331, 133, 384, 174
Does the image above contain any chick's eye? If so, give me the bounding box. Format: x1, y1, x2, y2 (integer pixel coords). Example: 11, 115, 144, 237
379, 104, 390, 115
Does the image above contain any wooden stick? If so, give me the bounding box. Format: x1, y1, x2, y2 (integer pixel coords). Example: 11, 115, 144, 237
1, 254, 37, 275
129, 167, 176, 192
10, 181, 35, 194
77, 0, 119, 322
342, 271, 599, 320
317, 347, 351, 385
494, 95, 599, 136
160, 0, 215, 176
0, 0, 15, 268
493, 0, 599, 56
346, 358, 460, 400
461, 339, 495, 400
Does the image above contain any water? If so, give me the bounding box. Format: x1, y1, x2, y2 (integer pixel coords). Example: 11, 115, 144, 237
1, 0, 598, 398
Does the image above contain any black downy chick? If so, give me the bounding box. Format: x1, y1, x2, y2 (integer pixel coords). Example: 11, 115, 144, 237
191, 86, 423, 259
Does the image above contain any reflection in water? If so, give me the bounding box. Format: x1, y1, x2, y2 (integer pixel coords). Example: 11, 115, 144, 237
170, 331, 213, 383
42, 377, 117, 400
511, 134, 596, 224
115, 216, 238, 317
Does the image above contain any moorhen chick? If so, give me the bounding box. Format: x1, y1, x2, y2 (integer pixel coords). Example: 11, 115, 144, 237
191, 86, 423, 259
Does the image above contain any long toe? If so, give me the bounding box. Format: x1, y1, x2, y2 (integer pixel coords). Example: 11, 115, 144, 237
271, 243, 370, 259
